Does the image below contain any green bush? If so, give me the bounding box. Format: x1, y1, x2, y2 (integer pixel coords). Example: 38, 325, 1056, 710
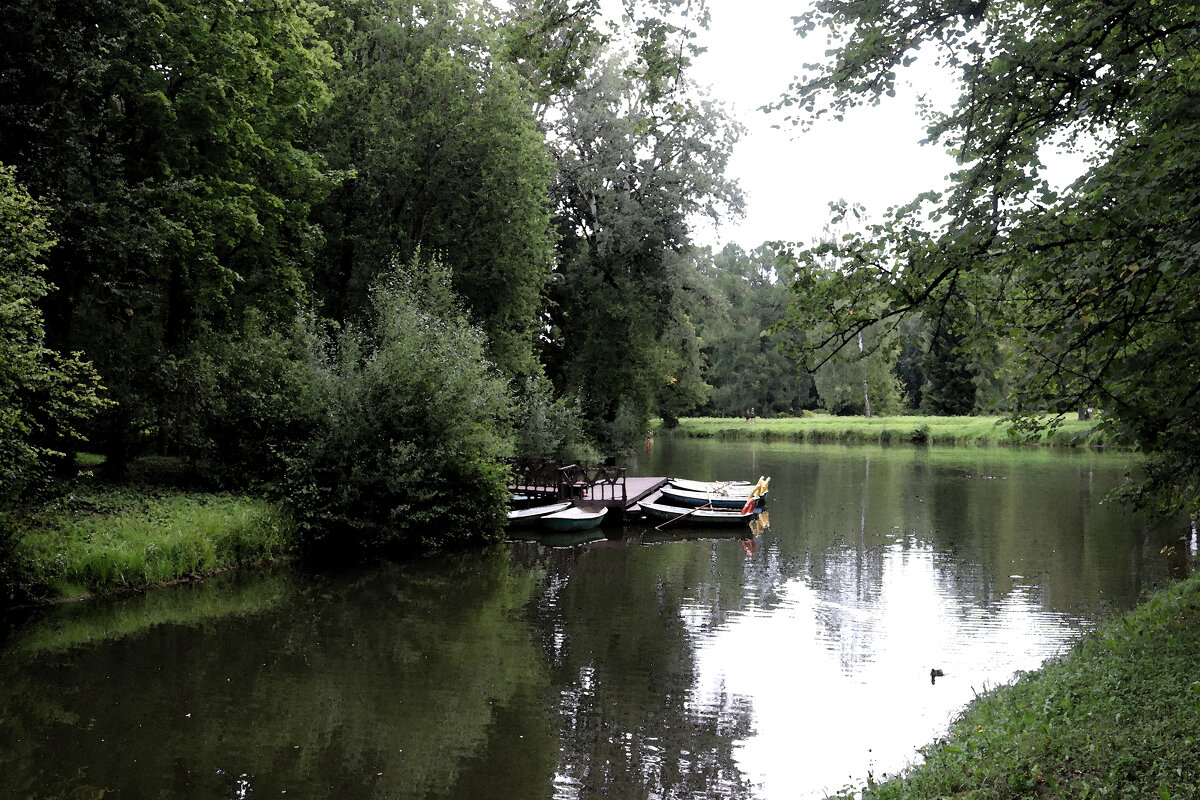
909, 423, 931, 444
281, 257, 513, 554
147, 311, 318, 490
609, 400, 647, 455
1, 164, 109, 506
513, 375, 596, 461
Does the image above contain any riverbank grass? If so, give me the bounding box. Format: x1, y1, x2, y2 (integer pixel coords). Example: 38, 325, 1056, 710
663, 415, 1105, 446
832, 574, 1200, 799
9, 488, 297, 601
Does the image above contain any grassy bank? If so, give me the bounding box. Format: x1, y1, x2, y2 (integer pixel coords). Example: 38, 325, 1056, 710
829, 573, 1200, 799
661, 415, 1108, 447
5, 485, 297, 604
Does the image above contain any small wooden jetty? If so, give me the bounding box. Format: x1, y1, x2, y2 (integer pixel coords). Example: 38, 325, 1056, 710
507, 459, 666, 524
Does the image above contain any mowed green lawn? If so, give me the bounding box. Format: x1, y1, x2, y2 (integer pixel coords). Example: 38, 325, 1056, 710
661, 414, 1109, 447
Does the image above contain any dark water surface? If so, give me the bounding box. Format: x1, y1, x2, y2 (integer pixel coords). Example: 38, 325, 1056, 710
1, 440, 1193, 799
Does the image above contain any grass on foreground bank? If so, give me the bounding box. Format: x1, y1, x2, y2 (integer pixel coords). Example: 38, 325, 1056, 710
828, 574, 1200, 800
7, 485, 297, 603
663, 414, 1107, 447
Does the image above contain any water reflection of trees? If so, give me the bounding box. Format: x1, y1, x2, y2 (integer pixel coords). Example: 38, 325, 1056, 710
646, 442, 1188, 679
0, 554, 556, 800
520, 538, 756, 799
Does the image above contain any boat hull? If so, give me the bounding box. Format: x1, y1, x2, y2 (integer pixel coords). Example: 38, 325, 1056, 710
658, 486, 763, 510
666, 478, 752, 493
506, 501, 573, 527
540, 506, 608, 532
638, 500, 759, 526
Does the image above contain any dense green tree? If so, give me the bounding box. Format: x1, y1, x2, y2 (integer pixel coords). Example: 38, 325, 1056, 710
773, 0, 1200, 511
146, 315, 320, 490
512, 375, 595, 461
0, 0, 338, 468
542, 41, 743, 443
313, 0, 555, 378
892, 315, 927, 409
695, 244, 816, 417
0, 165, 109, 505
919, 319, 977, 416
919, 335, 974, 416
499, 0, 605, 117
811, 323, 905, 417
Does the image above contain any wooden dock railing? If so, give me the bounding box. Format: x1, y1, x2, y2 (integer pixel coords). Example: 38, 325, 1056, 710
507, 459, 627, 504
558, 463, 627, 505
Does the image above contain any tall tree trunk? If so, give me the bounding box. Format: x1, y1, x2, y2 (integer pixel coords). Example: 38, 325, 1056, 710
858, 330, 871, 418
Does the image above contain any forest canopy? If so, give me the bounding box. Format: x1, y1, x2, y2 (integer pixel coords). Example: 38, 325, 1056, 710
0, 0, 754, 541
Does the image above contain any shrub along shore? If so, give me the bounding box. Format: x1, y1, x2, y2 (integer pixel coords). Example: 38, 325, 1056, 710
661, 414, 1109, 447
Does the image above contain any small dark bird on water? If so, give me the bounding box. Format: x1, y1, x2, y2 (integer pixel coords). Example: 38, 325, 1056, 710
930, 668, 945, 684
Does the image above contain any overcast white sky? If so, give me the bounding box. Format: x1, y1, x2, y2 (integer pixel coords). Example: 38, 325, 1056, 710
683, 0, 961, 251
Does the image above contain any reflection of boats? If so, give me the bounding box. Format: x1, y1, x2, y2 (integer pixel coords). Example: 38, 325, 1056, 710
638, 499, 759, 526
666, 478, 752, 493
540, 506, 608, 532
536, 529, 608, 548
506, 501, 572, 527
641, 527, 754, 544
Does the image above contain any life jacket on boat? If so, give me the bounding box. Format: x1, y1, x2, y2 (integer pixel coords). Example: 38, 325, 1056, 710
740, 476, 771, 514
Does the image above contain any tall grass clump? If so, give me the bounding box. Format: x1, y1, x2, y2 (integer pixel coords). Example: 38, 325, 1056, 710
9, 488, 296, 601
828, 574, 1200, 799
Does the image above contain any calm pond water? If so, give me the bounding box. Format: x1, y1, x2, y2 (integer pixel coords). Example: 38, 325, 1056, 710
1, 439, 1193, 799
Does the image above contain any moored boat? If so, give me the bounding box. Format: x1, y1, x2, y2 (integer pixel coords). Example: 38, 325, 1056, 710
638, 499, 760, 526
540, 505, 608, 532
506, 501, 573, 527
659, 485, 764, 510
666, 478, 752, 494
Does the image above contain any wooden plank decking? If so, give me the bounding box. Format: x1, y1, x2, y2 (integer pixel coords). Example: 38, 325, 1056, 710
576, 476, 667, 516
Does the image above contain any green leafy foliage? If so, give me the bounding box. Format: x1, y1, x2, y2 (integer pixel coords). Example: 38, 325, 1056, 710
919, 322, 977, 416
512, 375, 596, 461
892, 315, 927, 408
499, 0, 605, 114
282, 256, 513, 554
813, 345, 906, 417
773, 0, 1200, 511
151, 315, 319, 490
0, 0, 338, 469
694, 244, 818, 417
313, 0, 556, 378
543, 42, 743, 444
0, 165, 109, 506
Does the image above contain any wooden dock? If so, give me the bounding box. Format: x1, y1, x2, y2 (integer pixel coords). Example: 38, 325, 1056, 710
507, 458, 666, 523
575, 476, 667, 518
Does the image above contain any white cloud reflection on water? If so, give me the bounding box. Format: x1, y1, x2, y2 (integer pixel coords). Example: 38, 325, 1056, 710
684, 541, 1090, 799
